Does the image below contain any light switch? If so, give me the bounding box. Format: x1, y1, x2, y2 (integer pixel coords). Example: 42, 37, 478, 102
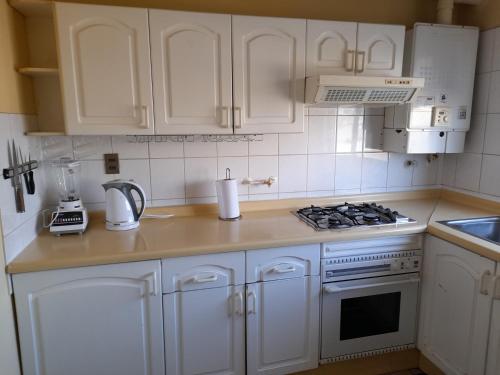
104, 153, 120, 174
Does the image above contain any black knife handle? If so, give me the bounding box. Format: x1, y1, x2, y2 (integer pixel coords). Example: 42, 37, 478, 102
28, 170, 35, 194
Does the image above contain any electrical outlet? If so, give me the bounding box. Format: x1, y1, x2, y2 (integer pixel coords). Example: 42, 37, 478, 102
104, 153, 120, 174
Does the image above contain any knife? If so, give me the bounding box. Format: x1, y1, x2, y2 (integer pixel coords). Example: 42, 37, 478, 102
11, 140, 25, 213
27, 152, 35, 194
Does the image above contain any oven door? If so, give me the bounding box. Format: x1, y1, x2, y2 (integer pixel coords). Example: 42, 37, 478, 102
321, 273, 419, 359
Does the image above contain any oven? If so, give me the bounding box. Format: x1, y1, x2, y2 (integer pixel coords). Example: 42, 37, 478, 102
320, 235, 423, 363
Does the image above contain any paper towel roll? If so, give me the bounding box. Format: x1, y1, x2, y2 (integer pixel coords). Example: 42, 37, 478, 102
216, 178, 240, 220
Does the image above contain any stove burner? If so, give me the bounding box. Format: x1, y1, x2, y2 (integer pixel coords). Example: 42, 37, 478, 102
295, 202, 411, 231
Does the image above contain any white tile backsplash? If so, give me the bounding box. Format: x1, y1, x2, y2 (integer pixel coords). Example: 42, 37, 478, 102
464, 114, 486, 154
484, 114, 500, 155
308, 116, 336, 154
455, 153, 482, 191
480, 154, 500, 196
184, 157, 217, 198
335, 153, 362, 190
249, 134, 278, 156
279, 123, 309, 155
473, 73, 491, 115
278, 155, 307, 192
248, 156, 278, 194
112, 136, 149, 159
488, 71, 500, 113
336, 116, 363, 153
184, 140, 217, 158
149, 140, 184, 158
150, 158, 185, 200
362, 153, 388, 188
442, 27, 500, 200
307, 154, 335, 191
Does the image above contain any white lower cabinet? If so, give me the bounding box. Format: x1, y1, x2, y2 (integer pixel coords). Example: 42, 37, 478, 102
13, 261, 164, 375
246, 276, 320, 375
163, 285, 245, 375
419, 235, 495, 375
486, 269, 500, 375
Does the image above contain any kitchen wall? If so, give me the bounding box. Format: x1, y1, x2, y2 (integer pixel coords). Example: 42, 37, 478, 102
457, 0, 500, 30
0, 114, 46, 262
39, 106, 442, 212
441, 27, 500, 199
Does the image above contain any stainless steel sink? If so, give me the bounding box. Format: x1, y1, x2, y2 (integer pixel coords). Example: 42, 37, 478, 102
438, 217, 500, 245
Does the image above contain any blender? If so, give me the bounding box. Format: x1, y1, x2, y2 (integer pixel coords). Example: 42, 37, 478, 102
48, 158, 88, 235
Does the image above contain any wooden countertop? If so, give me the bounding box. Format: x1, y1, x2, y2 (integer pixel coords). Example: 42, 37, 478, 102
7, 189, 500, 274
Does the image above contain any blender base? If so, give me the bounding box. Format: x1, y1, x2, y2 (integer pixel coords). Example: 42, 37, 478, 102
49, 199, 88, 235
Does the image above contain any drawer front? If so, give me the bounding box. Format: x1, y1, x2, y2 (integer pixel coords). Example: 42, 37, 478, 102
162, 252, 245, 293
246, 244, 320, 283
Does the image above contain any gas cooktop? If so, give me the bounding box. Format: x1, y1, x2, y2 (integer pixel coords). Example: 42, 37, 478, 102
295, 202, 414, 231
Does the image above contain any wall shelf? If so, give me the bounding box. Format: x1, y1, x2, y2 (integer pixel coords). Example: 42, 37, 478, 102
17, 67, 58, 77
25, 131, 65, 136
9, 0, 53, 17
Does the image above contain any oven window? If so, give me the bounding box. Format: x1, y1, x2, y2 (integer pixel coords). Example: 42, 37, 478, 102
340, 292, 401, 341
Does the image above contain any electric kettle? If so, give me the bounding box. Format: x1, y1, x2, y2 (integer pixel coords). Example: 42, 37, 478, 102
102, 179, 146, 231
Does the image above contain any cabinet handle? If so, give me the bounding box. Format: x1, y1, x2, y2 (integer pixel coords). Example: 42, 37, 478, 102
492, 275, 500, 300
146, 272, 158, 296
233, 107, 242, 128
356, 51, 366, 73
247, 290, 256, 315
188, 273, 219, 284
480, 270, 492, 296
139, 105, 150, 129
220, 106, 230, 128
269, 264, 296, 274
345, 49, 355, 72
233, 291, 244, 316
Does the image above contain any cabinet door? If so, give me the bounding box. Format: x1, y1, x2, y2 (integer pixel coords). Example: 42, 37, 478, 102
55, 3, 154, 135
232, 16, 305, 134
418, 235, 495, 375
164, 285, 245, 375
355, 23, 404, 77
150, 10, 233, 135
306, 20, 357, 76
13, 261, 164, 375
486, 271, 500, 375
246, 276, 320, 375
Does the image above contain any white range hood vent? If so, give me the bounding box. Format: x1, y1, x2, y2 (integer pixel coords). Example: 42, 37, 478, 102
305, 75, 425, 105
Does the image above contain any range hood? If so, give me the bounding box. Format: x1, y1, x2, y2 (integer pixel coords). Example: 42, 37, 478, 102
305, 75, 425, 105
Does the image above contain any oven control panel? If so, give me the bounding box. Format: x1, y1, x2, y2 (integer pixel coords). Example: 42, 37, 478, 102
322, 249, 422, 282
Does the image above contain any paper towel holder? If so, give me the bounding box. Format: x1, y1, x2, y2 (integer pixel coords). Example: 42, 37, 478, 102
217, 168, 242, 221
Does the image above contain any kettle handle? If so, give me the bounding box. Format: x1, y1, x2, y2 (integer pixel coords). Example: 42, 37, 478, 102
125, 181, 146, 222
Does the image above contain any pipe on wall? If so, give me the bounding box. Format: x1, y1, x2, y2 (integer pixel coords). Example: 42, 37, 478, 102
436, 0, 482, 24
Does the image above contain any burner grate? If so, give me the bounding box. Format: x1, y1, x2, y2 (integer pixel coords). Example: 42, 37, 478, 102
295, 202, 412, 231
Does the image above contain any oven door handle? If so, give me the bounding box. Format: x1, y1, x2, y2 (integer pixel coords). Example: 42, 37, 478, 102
323, 277, 420, 294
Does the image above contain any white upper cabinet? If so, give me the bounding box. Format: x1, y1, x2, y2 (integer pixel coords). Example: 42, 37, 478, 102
13, 261, 164, 375
149, 10, 233, 134
232, 16, 306, 134
419, 235, 495, 375
356, 23, 404, 77
55, 3, 154, 135
306, 20, 357, 76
